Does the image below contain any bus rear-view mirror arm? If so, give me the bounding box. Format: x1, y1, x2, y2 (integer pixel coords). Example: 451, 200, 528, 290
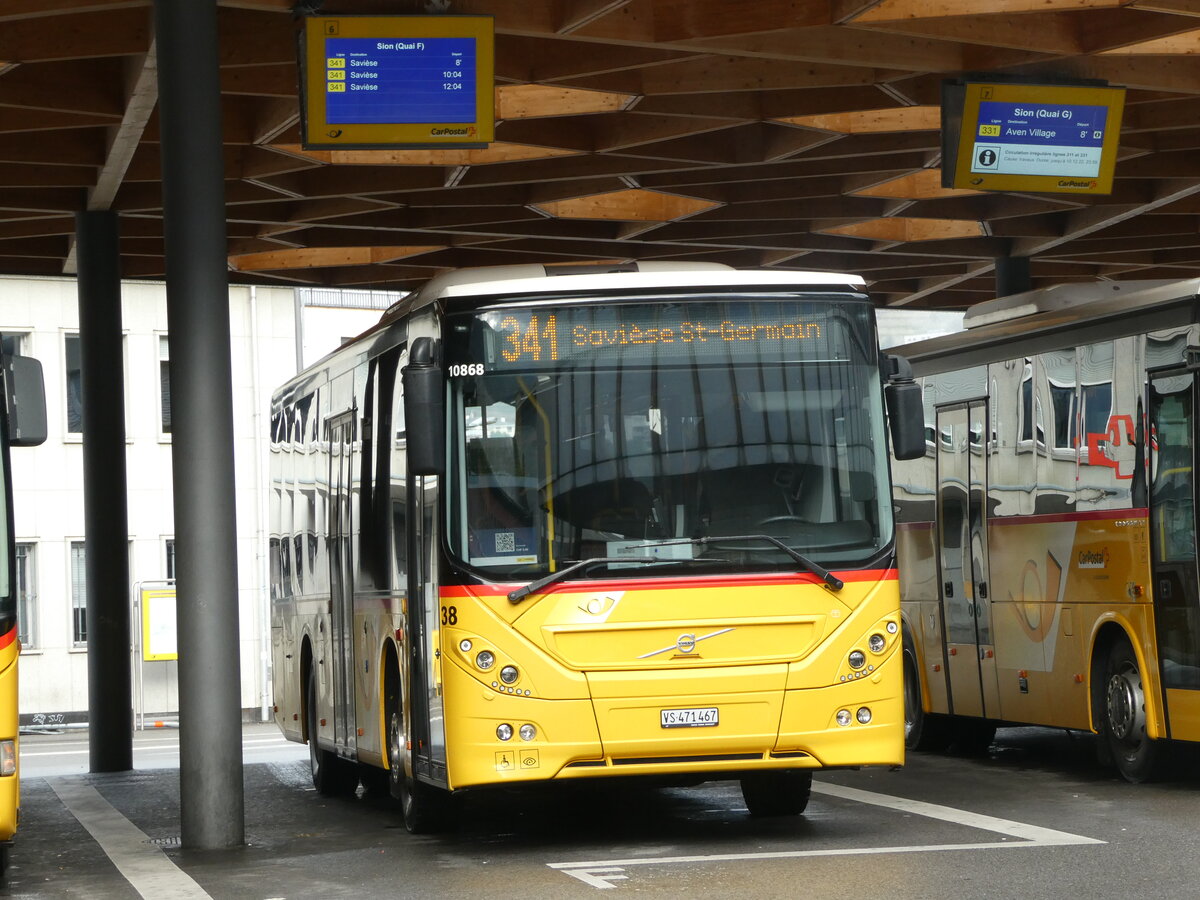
883, 353, 925, 461
403, 336, 445, 476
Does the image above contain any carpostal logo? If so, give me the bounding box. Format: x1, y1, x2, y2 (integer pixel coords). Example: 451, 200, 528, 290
1058, 178, 1098, 190
431, 126, 477, 137
1078, 548, 1110, 569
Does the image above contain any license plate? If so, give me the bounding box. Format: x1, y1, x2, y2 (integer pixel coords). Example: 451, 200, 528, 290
660, 707, 719, 728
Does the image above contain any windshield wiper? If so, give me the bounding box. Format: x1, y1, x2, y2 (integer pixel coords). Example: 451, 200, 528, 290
506, 534, 843, 604
507, 556, 708, 604
675, 534, 844, 591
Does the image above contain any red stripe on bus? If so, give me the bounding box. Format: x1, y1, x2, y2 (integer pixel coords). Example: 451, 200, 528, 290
990, 508, 1148, 527
899, 509, 1148, 530
441, 568, 898, 598
0, 627, 15, 651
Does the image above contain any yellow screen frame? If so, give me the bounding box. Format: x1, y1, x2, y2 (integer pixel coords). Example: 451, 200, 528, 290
302, 15, 494, 149
950, 82, 1125, 195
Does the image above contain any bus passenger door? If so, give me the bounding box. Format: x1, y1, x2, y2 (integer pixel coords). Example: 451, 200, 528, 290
937, 402, 999, 719
328, 413, 357, 753
1149, 373, 1200, 740
408, 473, 448, 784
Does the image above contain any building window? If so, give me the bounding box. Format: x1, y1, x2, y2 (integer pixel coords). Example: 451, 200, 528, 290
65, 333, 83, 434
70, 540, 87, 647
15, 543, 35, 650
165, 538, 175, 580
1, 333, 26, 358
159, 335, 171, 435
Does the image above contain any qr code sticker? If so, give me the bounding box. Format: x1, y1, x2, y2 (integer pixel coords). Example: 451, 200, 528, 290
495, 532, 516, 553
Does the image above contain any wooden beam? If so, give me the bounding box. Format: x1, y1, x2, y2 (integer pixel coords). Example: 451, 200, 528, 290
496, 84, 637, 119
686, 26, 967, 73
229, 245, 446, 272
854, 0, 1122, 23
89, 45, 157, 211
558, 0, 633, 34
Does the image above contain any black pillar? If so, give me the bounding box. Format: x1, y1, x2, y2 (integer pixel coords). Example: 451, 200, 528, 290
75, 210, 133, 773
995, 255, 1031, 298
154, 0, 244, 849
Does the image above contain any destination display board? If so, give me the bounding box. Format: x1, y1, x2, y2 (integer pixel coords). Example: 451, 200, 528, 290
450, 300, 863, 371
944, 82, 1125, 195
301, 15, 494, 149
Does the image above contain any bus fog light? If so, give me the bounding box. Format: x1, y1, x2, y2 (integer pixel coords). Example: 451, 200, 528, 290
496, 723, 514, 741
836, 709, 852, 727
868, 633, 886, 653
476, 650, 495, 670
500, 665, 519, 684
459, 639, 473, 653
857, 707, 872, 724
848, 650, 866, 669
0, 740, 13, 776
519, 724, 536, 741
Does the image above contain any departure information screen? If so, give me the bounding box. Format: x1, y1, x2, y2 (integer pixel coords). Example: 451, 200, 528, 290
324, 37, 476, 125
450, 299, 863, 370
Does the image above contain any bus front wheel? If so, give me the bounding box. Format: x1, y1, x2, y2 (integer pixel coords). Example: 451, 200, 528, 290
387, 705, 454, 833
740, 770, 812, 817
1103, 638, 1165, 783
903, 645, 952, 752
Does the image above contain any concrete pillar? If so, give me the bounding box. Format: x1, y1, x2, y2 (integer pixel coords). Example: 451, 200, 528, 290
74, 209, 133, 773
154, 0, 244, 850
995, 255, 1031, 298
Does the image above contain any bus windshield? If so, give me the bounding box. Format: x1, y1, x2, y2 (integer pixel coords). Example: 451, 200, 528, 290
445, 294, 893, 581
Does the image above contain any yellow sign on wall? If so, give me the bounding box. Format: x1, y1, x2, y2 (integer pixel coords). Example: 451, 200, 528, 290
302, 15, 495, 149
141, 587, 177, 661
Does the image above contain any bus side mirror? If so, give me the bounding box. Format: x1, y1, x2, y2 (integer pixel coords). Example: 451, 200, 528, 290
3, 353, 47, 447
402, 336, 444, 476
883, 354, 924, 461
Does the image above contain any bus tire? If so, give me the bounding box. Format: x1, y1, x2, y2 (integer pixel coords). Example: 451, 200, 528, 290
388, 702, 454, 833
1103, 637, 1165, 783
739, 770, 812, 817
307, 669, 357, 797
903, 645, 952, 751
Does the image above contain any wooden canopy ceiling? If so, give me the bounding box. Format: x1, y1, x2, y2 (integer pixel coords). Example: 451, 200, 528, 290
6, 0, 1200, 310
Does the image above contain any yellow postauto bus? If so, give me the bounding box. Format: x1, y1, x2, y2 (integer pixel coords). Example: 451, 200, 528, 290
0, 345, 46, 874
269, 263, 925, 831
892, 277, 1200, 782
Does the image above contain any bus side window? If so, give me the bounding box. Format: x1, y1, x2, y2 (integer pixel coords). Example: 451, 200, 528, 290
383, 348, 408, 590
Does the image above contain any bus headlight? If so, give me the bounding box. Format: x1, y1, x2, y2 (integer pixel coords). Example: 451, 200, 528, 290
0, 740, 15, 776
499, 665, 519, 685
476, 650, 496, 670
496, 723, 514, 741
868, 633, 886, 653
848, 650, 866, 669
519, 724, 537, 741
857, 707, 873, 724
836, 709, 852, 727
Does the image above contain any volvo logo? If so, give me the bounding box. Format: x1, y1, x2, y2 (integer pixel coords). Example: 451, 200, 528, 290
638, 628, 734, 659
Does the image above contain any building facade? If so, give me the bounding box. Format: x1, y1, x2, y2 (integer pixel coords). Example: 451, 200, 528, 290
4, 276, 384, 725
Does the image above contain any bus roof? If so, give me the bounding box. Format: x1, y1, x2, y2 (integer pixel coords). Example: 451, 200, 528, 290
885, 277, 1200, 376
398, 263, 865, 310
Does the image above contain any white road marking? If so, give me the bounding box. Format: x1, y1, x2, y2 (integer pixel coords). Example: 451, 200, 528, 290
22, 736, 296, 758
49, 777, 211, 899
549, 780, 1104, 889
